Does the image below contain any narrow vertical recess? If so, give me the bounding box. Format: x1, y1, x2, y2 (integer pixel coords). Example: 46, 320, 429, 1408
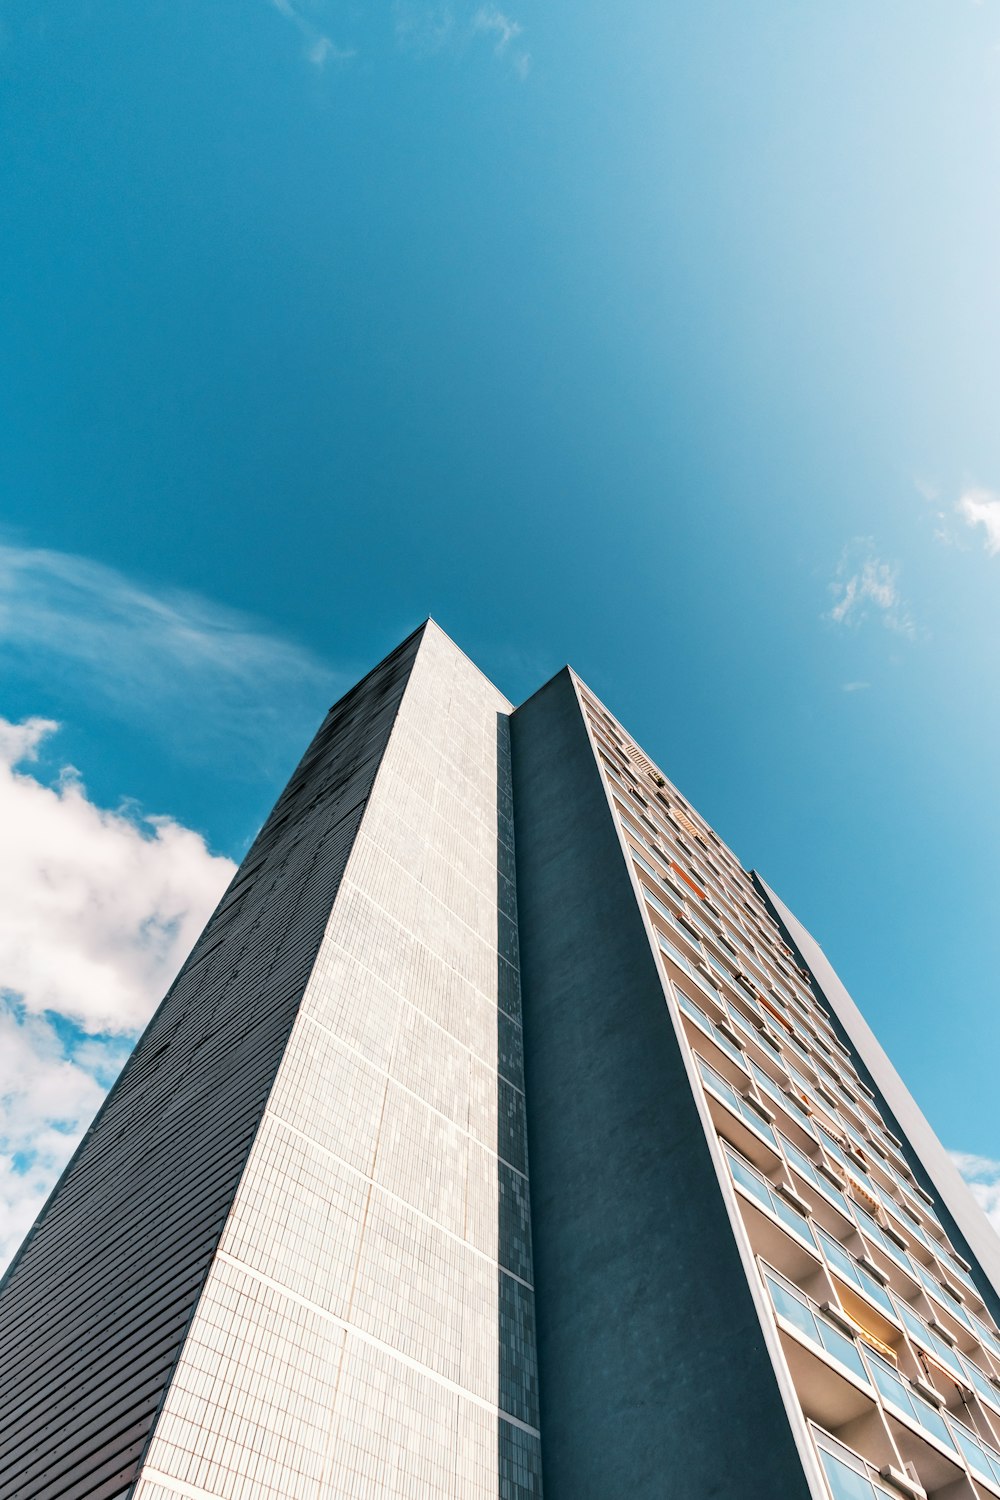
0, 626, 424, 1500
510, 668, 814, 1500
494, 709, 543, 1499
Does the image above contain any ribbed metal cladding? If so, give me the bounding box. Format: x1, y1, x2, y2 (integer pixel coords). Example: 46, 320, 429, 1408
0, 625, 424, 1500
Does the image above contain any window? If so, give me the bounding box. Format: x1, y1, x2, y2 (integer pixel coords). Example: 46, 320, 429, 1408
865, 1352, 958, 1454
764, 1270, 871, 1386
749, 1062, 814, 1132
891, 1298, 965, 1383
725, 1000, 783, 1064
814, 1435, 898, 1500
815, 1228, 895, 1321
817, 1126, 869, 1181
959, 1353, 1000, 1414
850, 1203, 915, 1276
675, 989, 744, 1068
950, 1415, 1000, 1488
782, 1137, 852, 1215
657, 932, 720, 1005
724, 1146, 816, 1249
695, 1055, 778, 1147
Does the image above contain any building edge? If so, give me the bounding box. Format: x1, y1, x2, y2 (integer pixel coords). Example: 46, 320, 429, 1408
754, 871, 1000, 1325
510, 666, 818, 1499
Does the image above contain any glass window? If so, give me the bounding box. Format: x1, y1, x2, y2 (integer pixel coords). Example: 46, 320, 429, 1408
961, 1355, 1000, 1412
971, 1312, 1000, 1361
725, 1147, 815, 1249
817, 1448, 885, 1500
772, 1194, 816, 1244
867, 1355, 913, 1413
783, 1139, 851, 1216
696, 1056, 778, 1146
867, 1354, 958, 1454
726, 1001, 782, 1063
856, 1265, 896, 1320
818, 1321, 871, 1384
895, 1298, 932, 1350
727, 1149, 771, 1207
816, 1229, 895, 1320
768, 1276, 818, 1341
925, 1326, 966, 1382
952, 1422, 995, 1484
818, 1126, 868, 1180
765, 1274, 871, 1388
851, 1204, 914, 1275
913, 1394, 957, 1452
630, 848, 661, 884
954, 1420, 1000, 1488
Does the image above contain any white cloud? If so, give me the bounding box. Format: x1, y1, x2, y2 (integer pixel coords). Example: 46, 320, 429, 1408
951, 1151, 1000, 1235
956, 487, 1000, 556
0, 717, 236, 1273
841, 681, 871, 693
472, 6, 521, 49
0, 542, 338, 767
0, 715, 235, 1034
0, 1003, 127, 1273
268, 0, 355, 66
395, 2, 529, 73
472, 5, 529, 74
826, 538, 917, 639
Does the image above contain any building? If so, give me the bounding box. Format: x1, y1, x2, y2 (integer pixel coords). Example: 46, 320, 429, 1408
1, 620, 999, 1500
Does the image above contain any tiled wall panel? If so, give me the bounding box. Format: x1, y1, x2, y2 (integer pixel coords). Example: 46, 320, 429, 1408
134, 623, 542, 1500
0, 628, 422, 1500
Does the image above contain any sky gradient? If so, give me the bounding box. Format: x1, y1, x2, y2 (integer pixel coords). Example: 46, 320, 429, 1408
3, 0, 1000, 1264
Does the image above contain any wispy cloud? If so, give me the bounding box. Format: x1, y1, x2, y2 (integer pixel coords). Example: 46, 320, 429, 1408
956, 487, 1000, 556
472, 5, 530, 74
826, 538, 917, 639
0, 542, 340, 767
841, 681, 871, 693
394, 2, 529, 74
951, 1151, 1000, 1235
0, 718, 235, 1272
268, 0, 356, 67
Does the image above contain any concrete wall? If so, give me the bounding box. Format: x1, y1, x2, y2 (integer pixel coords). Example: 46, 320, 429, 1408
511, 668, 815, 1500
133, 621, 541, 1500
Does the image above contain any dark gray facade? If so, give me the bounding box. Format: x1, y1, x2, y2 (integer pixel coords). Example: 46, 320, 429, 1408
510, 669, 815, 1500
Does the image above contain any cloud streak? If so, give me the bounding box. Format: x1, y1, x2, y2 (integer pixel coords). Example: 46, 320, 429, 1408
472, 5, 530, 74
826, 538, 916, 639
0, 542, 340, 766
951, 1151, 1000, 1235
394, 2, 530, 75
268, 0, 356, 67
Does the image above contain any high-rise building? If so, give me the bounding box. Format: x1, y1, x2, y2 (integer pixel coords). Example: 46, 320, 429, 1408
2, 621, 998, 1500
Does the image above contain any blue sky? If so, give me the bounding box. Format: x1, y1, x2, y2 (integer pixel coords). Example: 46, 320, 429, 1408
3, 0, 1000, 1261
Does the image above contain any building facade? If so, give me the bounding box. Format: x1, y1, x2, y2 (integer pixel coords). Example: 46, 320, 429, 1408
1, 622, 998, 1500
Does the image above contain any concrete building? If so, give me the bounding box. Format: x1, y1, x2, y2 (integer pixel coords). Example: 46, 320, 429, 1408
1, 622, 998, 1500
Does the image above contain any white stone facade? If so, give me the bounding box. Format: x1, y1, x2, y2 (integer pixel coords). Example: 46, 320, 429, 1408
134, 623, 540, 1500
